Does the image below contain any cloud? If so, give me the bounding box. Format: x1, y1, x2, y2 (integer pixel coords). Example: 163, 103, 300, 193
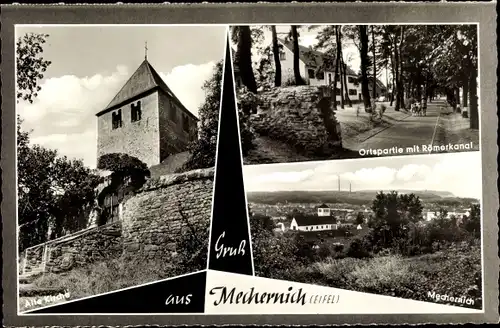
160, 61, 216, 118
255, 169, 315, 184
17, 61, 216, 169
31, 130, 97, 168
341, 167, 397, 185
396, 164, 432, 182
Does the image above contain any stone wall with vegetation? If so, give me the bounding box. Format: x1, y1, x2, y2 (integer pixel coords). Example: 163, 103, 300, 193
23, 244, 45, 273
22, 221, 122, 275
45, 221, 122, 273
247, 86, 343, 157
121, 167, 214, 260
21, 168, 213, 276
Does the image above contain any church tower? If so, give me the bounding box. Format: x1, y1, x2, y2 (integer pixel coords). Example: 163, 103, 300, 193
96, 56, 199, 168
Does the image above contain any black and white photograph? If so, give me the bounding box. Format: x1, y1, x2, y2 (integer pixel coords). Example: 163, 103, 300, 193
16, 24, 226, 312
244, 151, 483, 309
232, 24, 480, 165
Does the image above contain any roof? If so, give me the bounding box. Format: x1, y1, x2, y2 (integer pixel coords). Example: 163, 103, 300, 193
277, 38, 357, 76
96, 59, 198, 121
293, 215, 337, 226
317, 203, 330, 209
369, 78, 386, 90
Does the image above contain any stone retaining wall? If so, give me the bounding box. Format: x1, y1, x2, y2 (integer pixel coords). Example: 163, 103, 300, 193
121, 167, 214, 260
45, 221, 122, 273
23, 244, 45, 273
21, 168, 214, 274
247, 86, 343, 157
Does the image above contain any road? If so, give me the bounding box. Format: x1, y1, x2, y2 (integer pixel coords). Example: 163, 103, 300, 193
353, 101, 446, 153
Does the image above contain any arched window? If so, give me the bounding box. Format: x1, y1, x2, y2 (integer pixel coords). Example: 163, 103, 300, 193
112, 109, 123, 129
131, 101, 142, 122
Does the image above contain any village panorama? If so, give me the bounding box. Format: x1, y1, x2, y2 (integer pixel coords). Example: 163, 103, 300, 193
244, 152, 482, 309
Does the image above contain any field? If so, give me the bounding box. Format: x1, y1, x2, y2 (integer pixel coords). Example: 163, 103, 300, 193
267, 242, 482, 309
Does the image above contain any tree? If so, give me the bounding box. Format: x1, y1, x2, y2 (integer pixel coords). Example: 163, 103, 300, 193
16, 33, 52, 103
290, 25, 305, 85
355, 212, 365, 225
16, 36, 102, 250
341, 58, 352, 107
369, 191, 423, 249
461, 204, 480, 238
371, 25, 377, 100
232, 26, 258, 93
18, 119, 102, 250
358, 25, 372, 112
181, 61, 222, 171
97, 153, 150, 188
270, 25, 282, 87
332, 26, 341, 110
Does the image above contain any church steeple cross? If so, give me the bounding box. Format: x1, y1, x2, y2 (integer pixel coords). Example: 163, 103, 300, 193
145, 41, 148, 60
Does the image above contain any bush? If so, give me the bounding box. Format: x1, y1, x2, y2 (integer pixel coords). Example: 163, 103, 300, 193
282, 76, 299, 87
462, 110, 469, 118
348, 255, 422, 297
344, 236, 371, 259
236, 86, 258, 155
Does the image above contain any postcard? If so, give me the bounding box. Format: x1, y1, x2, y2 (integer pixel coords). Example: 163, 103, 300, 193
1, 2, 498, 326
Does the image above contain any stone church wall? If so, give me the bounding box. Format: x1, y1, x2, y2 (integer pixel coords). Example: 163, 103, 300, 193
158, 92, 198, 162
247, 86, 343, 157
97, 91, 161, 167
121, 167, 214, 260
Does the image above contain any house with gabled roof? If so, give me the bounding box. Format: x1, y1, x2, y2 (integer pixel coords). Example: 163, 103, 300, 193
96, 57, 199, 169
290, 214, 338, 232
276, 38, 362, 102
317, 203, 332, 217
368, 78, 388, 99
290, 203, 339, 231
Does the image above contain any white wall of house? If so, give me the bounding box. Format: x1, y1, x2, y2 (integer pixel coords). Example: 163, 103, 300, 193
426, 211, 469, 221
274, 41, 364, 103
277, 45, 307, 85
290, 218, 300, 231
317, 207, 331, 216
290, 218, 338, 231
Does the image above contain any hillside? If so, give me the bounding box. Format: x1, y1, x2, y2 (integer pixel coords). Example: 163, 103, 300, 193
246, 190, 478, 206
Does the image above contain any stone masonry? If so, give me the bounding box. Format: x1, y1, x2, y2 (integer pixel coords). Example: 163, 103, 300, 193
22, 221, 122, 274
121, 167, 214, 260
97, 92, 162, 168
248, 86, 343, 157
22, 167, 214, 274
45, 222, 122, 273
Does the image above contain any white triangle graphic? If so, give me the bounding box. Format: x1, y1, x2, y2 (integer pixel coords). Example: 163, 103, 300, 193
205, 270, 482, 314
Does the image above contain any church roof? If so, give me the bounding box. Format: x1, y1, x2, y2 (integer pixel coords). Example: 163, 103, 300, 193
293, 214, 337, 226
96, 59, 197, 120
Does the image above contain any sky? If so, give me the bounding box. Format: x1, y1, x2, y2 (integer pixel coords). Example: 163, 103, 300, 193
243, 152, 482, 199
16, 25, 227, 168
